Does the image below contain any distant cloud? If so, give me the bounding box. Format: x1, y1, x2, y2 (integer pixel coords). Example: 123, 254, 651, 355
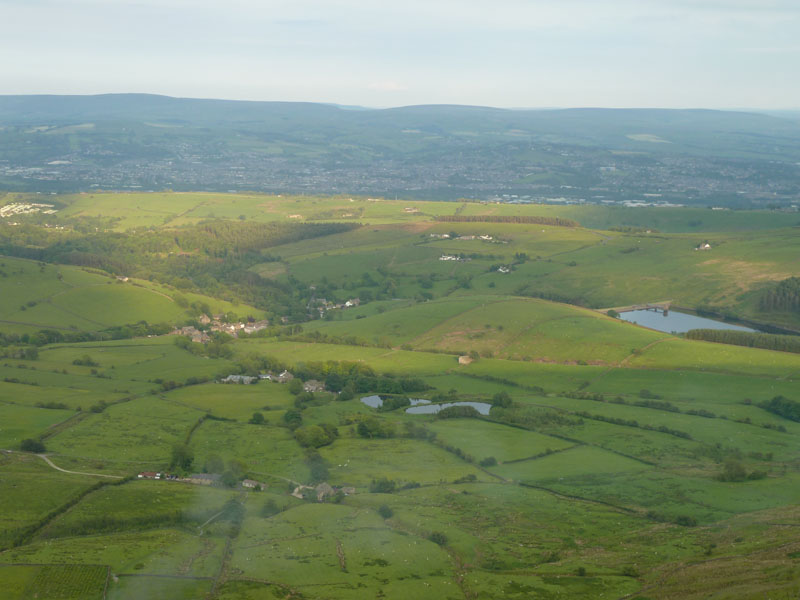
368, 81, 408, 92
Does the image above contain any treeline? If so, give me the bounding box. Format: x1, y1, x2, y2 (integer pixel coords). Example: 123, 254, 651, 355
0, 321, 173, 347
291, 360, 430, 395
574, 410, 692, 440
686, 329, 800, 354
435, 215, 579, 227
760, 277, 800, 313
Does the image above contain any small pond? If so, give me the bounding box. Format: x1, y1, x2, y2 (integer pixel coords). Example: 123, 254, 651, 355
619, 309, 756, 334
360, 395, 382, 408
360, 396, 431, 409
405, 401, 492, 416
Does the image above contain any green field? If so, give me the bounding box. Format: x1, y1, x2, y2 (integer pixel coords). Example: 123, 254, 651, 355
2, 192, 800, 599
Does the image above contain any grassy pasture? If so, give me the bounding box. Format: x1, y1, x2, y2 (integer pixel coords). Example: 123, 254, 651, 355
0, 379, 123, 411
409, 297, 666, 363
0, 257, 183, 332
190, 420, 309, 483
0, 452, 97, 548
428, 419, 573, 463
164, 382, 294, 421
46, 396, 201, 465
41, 337, 233, 384
630, 337, 800, 377
108, 576, 213, 600
318, 437, 485, 486
2, 564, 107, 600
0, 403, 73, 448
491, 444, 652, 486
56, 192, 796, 233
38, 479, 234, 540
234, 502, 456, 598
3, 528, 224, 577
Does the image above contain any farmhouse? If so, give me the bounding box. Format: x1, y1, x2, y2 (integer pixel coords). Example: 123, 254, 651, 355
138, 471, 159, 479
458, 355, 473, 365
220, 374, 257, 384
242, 479, 263, 489
695, 242, 712, 251
303, 379, 325, 393
188, 473, 220, 486
276, 370, 294, 383
315, 482, 336, 501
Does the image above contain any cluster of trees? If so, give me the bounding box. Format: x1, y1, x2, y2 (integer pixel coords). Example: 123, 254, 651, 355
759, 395, 800, 422
686, 329, 800, 354
294, 423, 339, 448
716, 458, 767, 482
357, 417, 396, 439
0, 346, 38, 360
759, 277, 800, 313
435, 215, 579, 227
72, 354, 99, 367
291, 360, 430, 396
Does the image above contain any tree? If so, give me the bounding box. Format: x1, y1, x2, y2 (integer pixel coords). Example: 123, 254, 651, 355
294, 425, 336, 448
20, 438, 46, 453
288, 378, 303, 395
718, 459, 747, 482
378, 504, 394, 519
428, 531, 448, 546
171, 444, 194, 471
491, 391, 512, 408
249, 411, 265, 425
283, 408, 303, 430
325, 372, 344, 392
369, 478, 396, 493
337, 384, 355, 401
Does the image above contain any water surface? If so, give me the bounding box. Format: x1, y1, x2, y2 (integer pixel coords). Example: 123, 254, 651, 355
406, 401, 492, 415
619, 309, 755, 334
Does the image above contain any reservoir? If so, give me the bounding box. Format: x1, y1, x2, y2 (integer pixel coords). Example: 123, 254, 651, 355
619, 309, 756, 334
406, 401, 492, 415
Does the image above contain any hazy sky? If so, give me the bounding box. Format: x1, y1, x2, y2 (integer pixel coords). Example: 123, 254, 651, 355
2, 0, 799, 108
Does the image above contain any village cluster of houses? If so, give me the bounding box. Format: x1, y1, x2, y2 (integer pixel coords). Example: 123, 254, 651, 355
219, 370, 325, 393
170, 314, 270, 343
309, 297, 360, 318
292, 482, 356, 502
429, 233, 496, 241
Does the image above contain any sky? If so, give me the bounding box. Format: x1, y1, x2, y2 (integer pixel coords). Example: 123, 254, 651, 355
2, 0, 799, 109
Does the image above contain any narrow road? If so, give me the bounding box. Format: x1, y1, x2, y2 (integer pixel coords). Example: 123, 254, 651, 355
36, 453, 123, 479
